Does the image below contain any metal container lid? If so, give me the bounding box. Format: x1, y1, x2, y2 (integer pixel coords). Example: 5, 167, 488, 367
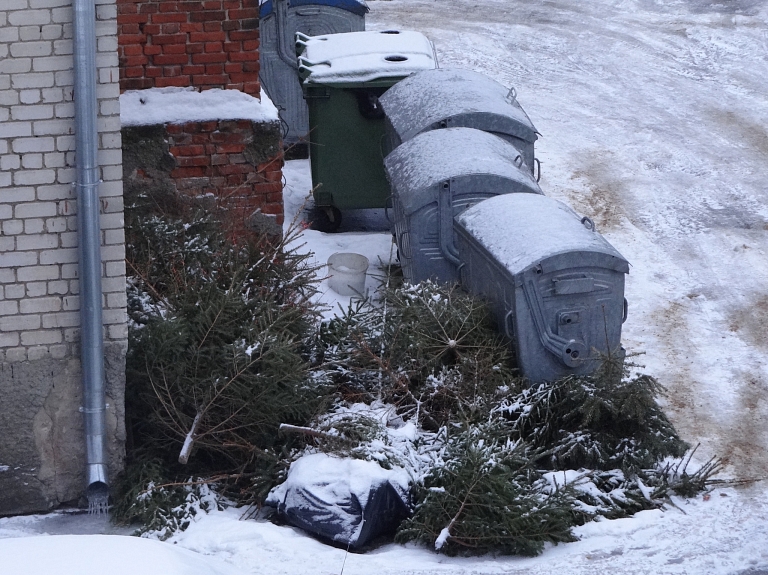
384, 128, 542, 216
380, 67, 538, 143
297, 30, 437, 85
455, 194, 629, 275
259, 0, 369, 19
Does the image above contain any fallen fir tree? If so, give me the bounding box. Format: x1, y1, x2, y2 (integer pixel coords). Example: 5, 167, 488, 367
118, 197, 719, 552
287, 281, 720, 555
315, 282, 519, 430
117, 187, 333, 526
395, 420, 578, 556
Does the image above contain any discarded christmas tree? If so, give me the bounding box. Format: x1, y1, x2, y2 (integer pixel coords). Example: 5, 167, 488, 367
118, 188, 718, 550
396, 420, 577, 556
119, 187, 331, 523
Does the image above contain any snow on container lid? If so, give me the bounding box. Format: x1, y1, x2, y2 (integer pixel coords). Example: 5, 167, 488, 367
384, 127, 542, 216
259, 0, 369, 19
455, 194, 629, 275
380, 68, 538, 143
296, 30, 437, 84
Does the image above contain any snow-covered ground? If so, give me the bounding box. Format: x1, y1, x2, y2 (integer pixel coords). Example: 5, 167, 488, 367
2, 0, 767, 572
2, 485, 767, 574
363, 0, 768, 482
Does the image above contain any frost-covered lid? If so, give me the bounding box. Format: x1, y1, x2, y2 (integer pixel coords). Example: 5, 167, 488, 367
259, 0, 369, 19
380, 68, 538, 143
385, 128, 542, 215
455, 194, 629, 275
297, 30, 437, 85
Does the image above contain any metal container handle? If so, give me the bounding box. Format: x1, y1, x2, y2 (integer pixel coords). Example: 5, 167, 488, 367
384, 195, 392, 224
275, 0, 298, 69
522, 278, 586, 367
297, 58, 312, 80
622, 297, 628, 323
504, 309, 515, 339
438, 180, 460, 266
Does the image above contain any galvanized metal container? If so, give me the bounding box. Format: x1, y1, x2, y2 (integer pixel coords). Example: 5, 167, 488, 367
259, 0, 368, 148
454, 194, 629, 383
384, 127, 543, 285
379, 68, 540, 175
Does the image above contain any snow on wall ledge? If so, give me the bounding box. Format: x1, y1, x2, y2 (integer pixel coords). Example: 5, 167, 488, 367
120, 88, 286, 235
120, 87, 279, 127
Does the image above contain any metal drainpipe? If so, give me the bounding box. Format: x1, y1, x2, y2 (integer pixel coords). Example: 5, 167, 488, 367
72, 0, 108, 513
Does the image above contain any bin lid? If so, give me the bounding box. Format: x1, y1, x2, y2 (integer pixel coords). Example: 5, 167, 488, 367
259, 0, 369, 19
385, 128, 542, 216
297, 30, 437, 85
455, 194, 629, 275
380, 68, 538, 143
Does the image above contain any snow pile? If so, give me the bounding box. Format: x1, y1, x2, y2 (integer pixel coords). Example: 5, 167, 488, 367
0, 534, 240, 575
120, 87, 279, 127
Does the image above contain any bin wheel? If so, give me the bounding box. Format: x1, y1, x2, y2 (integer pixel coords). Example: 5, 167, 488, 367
310, 206, 342, 233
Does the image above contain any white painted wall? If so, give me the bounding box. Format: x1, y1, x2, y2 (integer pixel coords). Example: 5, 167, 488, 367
0, 0, 126, 363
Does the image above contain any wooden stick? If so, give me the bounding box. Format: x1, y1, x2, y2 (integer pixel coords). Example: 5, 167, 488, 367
279, 423, 337, 441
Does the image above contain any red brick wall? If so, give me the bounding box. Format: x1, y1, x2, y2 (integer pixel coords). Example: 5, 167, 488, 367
117, 0, 260, 95
167, 119, 284, 235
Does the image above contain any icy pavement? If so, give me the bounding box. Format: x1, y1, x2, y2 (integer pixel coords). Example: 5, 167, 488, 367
0, 510, 131, 538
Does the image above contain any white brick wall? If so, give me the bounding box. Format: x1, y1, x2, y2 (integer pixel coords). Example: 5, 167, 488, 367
0, 0, 125, 363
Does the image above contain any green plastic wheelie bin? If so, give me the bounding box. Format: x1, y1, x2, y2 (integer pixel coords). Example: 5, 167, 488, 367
296, 30, 438, 231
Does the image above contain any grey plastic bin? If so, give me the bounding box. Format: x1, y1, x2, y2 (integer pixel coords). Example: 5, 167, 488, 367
259, 0, 368, 148
454, 194, 629, 383
384, 127, 543, 285
379, 68, 540, 175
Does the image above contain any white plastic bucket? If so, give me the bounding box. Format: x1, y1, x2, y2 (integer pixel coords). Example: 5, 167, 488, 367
327, 252, 369, 296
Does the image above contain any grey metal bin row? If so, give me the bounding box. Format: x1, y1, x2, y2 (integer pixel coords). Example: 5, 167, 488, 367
384, 127, 542, 286
380, 69, 629, 383
381, 67, 547, 286
262, 12, 631, 383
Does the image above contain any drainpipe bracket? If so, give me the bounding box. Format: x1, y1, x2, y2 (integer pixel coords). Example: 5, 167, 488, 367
79, 403, 110, 413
